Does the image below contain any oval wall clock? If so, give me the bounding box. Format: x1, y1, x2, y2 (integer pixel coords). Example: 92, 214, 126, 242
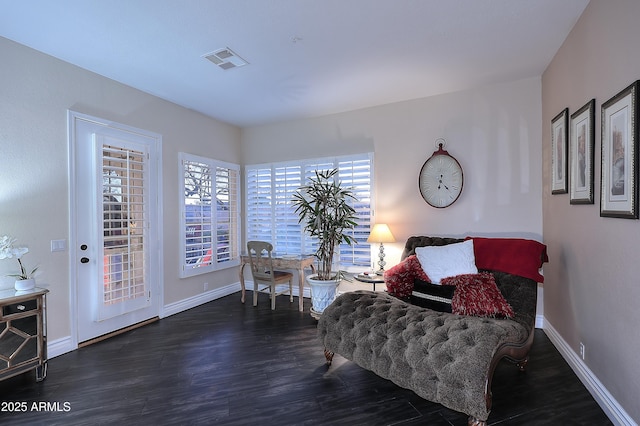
418, 140, 464, 208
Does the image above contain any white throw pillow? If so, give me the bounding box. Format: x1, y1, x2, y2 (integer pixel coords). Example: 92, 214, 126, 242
415, 240, 478, 284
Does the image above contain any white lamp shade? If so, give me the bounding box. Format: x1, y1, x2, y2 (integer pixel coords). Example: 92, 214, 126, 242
367, 224, 395, 243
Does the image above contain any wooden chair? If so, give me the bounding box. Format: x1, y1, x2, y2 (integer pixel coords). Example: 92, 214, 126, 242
246, 241, 294, 310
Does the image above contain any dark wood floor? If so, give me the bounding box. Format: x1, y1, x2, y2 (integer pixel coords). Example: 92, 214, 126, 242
0, 292, 611, 425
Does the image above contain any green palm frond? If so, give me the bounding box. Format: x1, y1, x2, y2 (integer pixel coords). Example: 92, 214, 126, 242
292, 168, 359, 280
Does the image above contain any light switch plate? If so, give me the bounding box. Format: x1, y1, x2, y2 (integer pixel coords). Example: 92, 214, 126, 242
51, 239, 66, 252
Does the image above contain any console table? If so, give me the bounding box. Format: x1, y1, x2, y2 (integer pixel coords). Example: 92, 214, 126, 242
239, 254, 315, 312
0, 287, 48, 382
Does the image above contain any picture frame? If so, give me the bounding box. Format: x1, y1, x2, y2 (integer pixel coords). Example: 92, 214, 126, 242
570, 99, 595, 204
600, 81, 639, 219
551, 108, 569, 194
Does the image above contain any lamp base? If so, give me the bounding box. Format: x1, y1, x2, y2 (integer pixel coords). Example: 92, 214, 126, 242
376, 243, 386, 274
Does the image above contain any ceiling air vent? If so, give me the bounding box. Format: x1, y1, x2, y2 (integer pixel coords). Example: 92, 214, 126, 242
203, 48, 248, 70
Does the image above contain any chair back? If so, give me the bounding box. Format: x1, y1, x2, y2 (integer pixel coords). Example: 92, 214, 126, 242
247, 241, 276, 282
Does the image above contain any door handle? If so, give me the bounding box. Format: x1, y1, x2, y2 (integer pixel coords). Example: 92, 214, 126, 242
80, 257, 90, 263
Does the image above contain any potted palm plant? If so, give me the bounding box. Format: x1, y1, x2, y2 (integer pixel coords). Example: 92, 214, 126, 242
292, 168, 358, 318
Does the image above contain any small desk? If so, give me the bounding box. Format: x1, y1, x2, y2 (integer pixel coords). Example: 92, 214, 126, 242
240, 254, 315, 312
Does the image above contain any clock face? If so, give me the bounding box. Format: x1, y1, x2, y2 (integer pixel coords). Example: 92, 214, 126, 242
419, 153, 463, 208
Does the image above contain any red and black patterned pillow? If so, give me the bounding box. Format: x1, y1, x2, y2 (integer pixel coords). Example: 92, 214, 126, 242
383, 255, 431, 298
441, 272, 514, 318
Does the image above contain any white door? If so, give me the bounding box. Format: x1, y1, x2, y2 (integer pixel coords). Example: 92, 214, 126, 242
69, 111, 162, 344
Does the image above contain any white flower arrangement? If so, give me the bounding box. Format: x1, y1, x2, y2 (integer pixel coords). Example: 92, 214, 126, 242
0, 235, 38, 280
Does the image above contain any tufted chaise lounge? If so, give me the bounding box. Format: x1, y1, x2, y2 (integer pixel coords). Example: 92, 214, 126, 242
317, 236, 544, 425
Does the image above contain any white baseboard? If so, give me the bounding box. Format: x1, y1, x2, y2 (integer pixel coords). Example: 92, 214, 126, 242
47, 336, 75, 359
544, 319, 636, 426
535, 314, 544, 329
162, 282, 242, 318
161, 280, 310, 319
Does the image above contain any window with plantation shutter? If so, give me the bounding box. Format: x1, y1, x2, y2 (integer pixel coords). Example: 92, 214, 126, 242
180, 153, 240, 277
245, 153, 373, 269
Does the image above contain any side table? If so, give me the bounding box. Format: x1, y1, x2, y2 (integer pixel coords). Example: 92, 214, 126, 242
0, 287, 48, 382
353, 273, 385, 291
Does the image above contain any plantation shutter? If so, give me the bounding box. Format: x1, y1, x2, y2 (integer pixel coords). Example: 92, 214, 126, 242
337, 157, 372, 268
245, 167, 273, 243
245, 153, 373, 268
180, 153, 240, 277
273, 165, 303, 254
214, 165, 240, 264
101, 142, 149, 317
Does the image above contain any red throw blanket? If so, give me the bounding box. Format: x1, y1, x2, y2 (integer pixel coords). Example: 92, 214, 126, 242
466, 237, 548, 282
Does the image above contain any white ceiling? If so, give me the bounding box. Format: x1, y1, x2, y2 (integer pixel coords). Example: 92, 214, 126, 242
0, 0, 589, 128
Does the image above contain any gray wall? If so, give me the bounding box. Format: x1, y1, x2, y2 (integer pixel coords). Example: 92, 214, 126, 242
542, 0, 640, 422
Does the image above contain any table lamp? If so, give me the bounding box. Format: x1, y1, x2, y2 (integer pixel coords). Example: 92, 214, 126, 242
366, 223, 395, 274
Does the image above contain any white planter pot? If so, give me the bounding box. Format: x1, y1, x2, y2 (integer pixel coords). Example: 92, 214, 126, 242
307, 274, 340, 319
15, 278, 36, 291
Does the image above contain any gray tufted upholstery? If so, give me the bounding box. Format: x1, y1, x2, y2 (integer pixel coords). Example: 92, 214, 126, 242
318, 236, 539, 423
319, 291, 531, 420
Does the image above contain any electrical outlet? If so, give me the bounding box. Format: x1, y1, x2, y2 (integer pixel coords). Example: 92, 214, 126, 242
579, 342, 585, 360
204, 282, 209, 291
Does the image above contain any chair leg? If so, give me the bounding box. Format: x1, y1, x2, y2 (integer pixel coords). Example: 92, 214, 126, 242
253, 282, 258, 306
289, 279, 294, 303
271, 284, 276, 310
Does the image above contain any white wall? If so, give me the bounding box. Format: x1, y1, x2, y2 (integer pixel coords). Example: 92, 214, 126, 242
542, 1, 640, 423
242, 77, 544, 267
0, 36, 241, 344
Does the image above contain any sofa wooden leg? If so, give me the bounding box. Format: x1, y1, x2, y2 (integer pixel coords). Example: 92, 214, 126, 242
324, 348, 334, 365
468, 416, 487, 426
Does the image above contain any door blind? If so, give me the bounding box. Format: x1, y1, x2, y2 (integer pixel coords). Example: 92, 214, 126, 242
102, 144, 148, 309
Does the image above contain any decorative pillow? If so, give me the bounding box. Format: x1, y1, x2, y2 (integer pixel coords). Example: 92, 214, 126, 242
383, 255, 430, 298
415, 239, 478, 284
441, 272, 514, 318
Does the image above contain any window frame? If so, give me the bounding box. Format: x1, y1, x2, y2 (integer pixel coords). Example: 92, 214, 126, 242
179, 152, 241, 278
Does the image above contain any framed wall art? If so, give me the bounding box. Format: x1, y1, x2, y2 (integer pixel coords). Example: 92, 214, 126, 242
570, 99, 595, 204
551, 108, 569, 194
600, 81, 639, 219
